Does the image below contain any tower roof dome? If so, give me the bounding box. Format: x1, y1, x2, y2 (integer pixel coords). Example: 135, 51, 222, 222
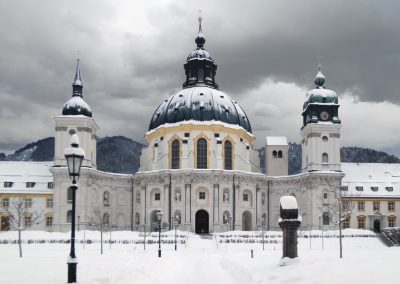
62, 59, 92, 117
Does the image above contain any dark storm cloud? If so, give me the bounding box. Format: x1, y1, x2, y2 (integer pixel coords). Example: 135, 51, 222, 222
0, 0, 399, 153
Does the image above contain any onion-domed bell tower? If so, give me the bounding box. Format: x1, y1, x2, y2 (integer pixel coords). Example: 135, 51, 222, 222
300, 65, 341, 172
53, 59, 99, 168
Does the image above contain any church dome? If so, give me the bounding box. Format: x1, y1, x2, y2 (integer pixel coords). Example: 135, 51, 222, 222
62, 59, 93, 118
148, 17, 251, 133
148, 86, 252, 133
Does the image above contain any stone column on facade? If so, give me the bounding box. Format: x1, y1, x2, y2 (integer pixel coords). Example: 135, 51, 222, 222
256, 184, 261, 229
163, 183, 169, 227
184, 182, 191, 231
141, 185, 146, 230
235, 183, 240, 230
213, 183, 219, 230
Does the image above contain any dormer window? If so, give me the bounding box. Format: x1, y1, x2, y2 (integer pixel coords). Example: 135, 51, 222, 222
47, 182, 54, 189
340, 186, 348, 191
386, 187, 394, 192
26, 182, 35, 188
355, 186, 363, 192
370, 187, 378, 192
4, 182, 13, 188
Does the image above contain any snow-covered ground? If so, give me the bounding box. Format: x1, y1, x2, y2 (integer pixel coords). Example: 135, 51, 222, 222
0, 229, 398, 284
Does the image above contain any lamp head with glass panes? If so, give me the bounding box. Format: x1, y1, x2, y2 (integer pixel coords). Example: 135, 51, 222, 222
64, 134, 85, 181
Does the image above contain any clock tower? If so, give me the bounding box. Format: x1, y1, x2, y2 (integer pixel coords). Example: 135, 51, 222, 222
300, 65, 341, 172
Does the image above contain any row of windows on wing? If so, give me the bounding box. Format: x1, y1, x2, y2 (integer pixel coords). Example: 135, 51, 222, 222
0, 198, 53, 208
356, 200, 396, 212
341, 185, 395, 192
169, 138, 235, 170
0, 215, 53, 229
2, 182, 54, 189
355, 215, 397, 229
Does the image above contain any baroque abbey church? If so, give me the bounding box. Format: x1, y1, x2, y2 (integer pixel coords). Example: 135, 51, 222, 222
7, 17, 380, 234
50, 17, 343, 233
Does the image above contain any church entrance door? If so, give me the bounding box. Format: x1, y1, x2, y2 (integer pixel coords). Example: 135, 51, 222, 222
374, 219, 381, 233
195, 210, 209, 234
242, 211, 252, 231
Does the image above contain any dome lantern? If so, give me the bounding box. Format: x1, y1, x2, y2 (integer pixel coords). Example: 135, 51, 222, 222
183, 17, 218, 89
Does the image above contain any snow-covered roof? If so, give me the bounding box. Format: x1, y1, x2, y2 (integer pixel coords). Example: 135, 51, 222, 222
148, 86, 252, 133
266, 136, 288, 146
62, 96, 92, 117
0, 161, 54, 194
342, 163, 400, 198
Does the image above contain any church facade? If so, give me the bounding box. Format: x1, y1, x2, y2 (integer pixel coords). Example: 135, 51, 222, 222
50, 18, 344, 233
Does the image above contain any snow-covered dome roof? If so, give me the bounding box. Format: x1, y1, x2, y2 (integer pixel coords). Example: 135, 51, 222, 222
62, 59, 93, 118
149, 86, 252, 133
62, 96, 92, 117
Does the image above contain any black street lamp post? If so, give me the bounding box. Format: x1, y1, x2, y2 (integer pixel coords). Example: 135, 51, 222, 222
64, 134, 85, 284
157, 211, 163, 258
174, 220, 178, 251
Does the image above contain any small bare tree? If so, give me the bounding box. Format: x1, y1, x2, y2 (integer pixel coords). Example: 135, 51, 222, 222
0, 197, 43, 257
89, 208, 110, 254
325, 178, 357, 258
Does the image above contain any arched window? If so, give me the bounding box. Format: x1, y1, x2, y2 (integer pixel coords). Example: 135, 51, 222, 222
224, 140, 233, 170
323, 212, 330, 225
197, 138, 207, 169
278, 150, 283, 158
322, 153, 328, 163
171, 139, 180, 169
272, 151, 277, 158
67, 210, 72, 223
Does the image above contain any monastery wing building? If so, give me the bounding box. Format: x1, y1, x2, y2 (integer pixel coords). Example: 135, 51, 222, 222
1, 19, 398, 233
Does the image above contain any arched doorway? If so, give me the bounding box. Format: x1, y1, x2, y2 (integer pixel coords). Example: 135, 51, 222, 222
374, 219, 381, 233
150, 210, 160, 231
195, 210, 209, 234
242, 211, 252, 231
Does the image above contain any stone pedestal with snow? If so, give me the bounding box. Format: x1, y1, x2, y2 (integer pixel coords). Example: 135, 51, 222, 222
279, 196, 301, 259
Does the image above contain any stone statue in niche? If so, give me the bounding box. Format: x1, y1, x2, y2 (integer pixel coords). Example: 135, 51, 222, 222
223, 189, 229, 202
261, 192, 265, 205
103, 191, 110, 207
136, 191, 140, 203
175, 190, 181, 202
175, 211, 181, 224
223, 211, 230, 224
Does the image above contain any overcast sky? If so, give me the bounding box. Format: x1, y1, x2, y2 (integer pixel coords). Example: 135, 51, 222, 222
1, 0, 400, 155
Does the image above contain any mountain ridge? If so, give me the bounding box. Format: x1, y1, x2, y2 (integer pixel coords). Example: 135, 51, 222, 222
1, 137, 399, 175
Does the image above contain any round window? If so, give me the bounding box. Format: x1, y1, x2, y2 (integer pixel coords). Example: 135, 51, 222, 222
69, 129, 76, 135
322, 136, 328, 142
